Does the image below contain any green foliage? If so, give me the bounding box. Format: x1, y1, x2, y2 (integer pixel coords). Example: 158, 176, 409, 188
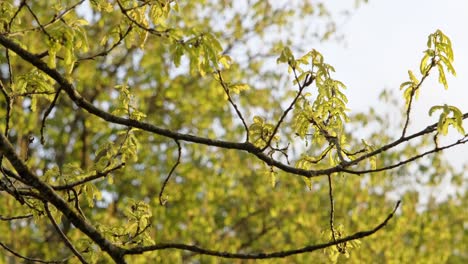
429, 104, 465, 135
0, 1, 466, 264
249, 115, 278, 148
401, 29, 456, 107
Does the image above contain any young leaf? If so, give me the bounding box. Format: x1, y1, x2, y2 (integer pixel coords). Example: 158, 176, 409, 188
408, 70, 418, 84
230, 83, 250, 94
277, 46, 295, 65
437, 64, 448, 89
218, 54, 232, 69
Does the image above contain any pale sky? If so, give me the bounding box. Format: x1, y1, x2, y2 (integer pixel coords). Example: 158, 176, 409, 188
318, 0, 468, 169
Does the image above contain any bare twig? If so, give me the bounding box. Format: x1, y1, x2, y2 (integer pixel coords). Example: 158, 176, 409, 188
69, 188, 87, 220
44, 202, 89, 263
53, 163, 126, 190
0, 81, 12, 137
0, 240, 66, 263
217, 70, 250, 141
0, 214, 33, 221
328, 174, 337, 241
343, 135, 468, 175
24, 2, 52, 39
159, 140, 181, 205
327, 174, 345, 253
41, 88, 62, 145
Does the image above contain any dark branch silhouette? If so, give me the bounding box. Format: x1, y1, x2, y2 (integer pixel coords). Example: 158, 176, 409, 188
124, 201, 400, 259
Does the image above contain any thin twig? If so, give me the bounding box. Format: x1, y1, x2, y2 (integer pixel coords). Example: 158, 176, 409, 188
123, 222, 152, 245
262, 69, 314, 151
0, 214, 33, 221
1, 46, 14, 165
217, 70, 250, 141
401, 59, 435, 137
44, 203, 89, 263
159, 140, 181, 205
0, 81, 12, 137
304, 145, 333, 165
7, 0, 27, 31
0, 166, 26, 204
7, 0, 86, 37
116, 0, 169, 37
69, 187, 87, 220
0, 240, 66, 263
327, 174, 345, 253
41, 88, 62, 145
24, 2, 52, 39
52, 163, 125, 190
78, 26, 133, 61
16, 91, 58, 96
342, 135, 468, 175
327, 174, 337, 242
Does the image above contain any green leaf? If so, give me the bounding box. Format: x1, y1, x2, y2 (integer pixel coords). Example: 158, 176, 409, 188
419, 53, 431, 74
400, 81, 412, 90
437, 64, 448, 89
370, 156, 377, 170
277, 46, 295, 65
430, 104, 465, 135
428, 105, 443, 116
427, 33, 433, 48
408, 70, 418, 83
230, 83, 250, 94
173, 44, 184, 67
218, 54, 232, 69
253, 116, 264, 124
268, 169, 277, 188
439, 55, 456, 76
303, 177, 313, 190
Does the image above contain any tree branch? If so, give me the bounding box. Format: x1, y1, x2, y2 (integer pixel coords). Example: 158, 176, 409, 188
124, 201, 401, 259
0, 33, 466, 181
0, 133, 126, 263
343, 134, 468, 175
52, 163, 125, 190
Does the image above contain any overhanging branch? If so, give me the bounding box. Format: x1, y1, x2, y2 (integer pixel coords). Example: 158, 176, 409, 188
124, 201, 401, 259
0, 133, 126, 263
1, 34, 464, 180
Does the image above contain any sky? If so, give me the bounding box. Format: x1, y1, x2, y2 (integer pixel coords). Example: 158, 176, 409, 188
317, 0, 468, 169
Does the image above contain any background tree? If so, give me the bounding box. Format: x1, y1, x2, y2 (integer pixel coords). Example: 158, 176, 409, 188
0, 0, 466, 263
